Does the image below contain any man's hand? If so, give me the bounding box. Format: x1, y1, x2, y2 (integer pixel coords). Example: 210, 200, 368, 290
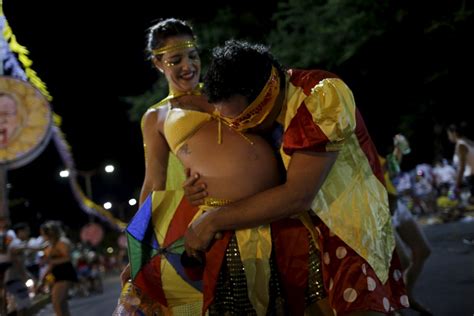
184, 211, 217, 256
120, 264, 131, 287
183, 168, 208, 206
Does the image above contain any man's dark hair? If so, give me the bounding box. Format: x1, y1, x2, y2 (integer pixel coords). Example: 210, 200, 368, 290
204, 40, 285, 104
12, 222, 29, 234
448, 121, 470, 136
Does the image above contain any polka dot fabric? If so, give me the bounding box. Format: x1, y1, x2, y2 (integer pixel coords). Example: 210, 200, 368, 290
313, 217, 408, 315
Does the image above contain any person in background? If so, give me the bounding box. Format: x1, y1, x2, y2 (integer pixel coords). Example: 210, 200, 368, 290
447, 122, 474, 205
432, 158, 456, 196
40, 221, 77, 316
0, 217, 14, 315
380, 135, 432, 315
5, 222, 39, 316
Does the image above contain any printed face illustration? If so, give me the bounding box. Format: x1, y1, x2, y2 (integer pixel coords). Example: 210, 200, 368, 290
0, 93, 20, 148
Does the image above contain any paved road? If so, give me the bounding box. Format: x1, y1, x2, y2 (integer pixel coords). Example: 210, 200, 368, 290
33, 220, 474, 316
34, 274, 121, 316
402, 219, 474, 316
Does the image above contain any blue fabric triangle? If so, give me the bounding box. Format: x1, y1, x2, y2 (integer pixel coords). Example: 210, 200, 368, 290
165, 252, 203, 292
126, 194, 160, 249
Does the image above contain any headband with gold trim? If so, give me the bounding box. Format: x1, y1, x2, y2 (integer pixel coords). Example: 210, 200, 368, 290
152, 40, 197, 56
218, 66, 280, 132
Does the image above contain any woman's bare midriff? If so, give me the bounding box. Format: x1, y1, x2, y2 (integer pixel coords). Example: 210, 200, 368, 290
176, 121, 281, 201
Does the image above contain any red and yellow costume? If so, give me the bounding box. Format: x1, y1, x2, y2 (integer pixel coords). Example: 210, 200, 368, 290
271, 69, 407, 314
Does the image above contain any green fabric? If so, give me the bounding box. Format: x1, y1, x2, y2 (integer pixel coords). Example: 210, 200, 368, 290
127, 233, 159, 279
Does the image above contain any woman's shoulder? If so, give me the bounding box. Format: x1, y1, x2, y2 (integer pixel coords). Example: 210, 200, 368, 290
58, 237, 72, 247
142, 105, 170, 131
171, 94, 212, 113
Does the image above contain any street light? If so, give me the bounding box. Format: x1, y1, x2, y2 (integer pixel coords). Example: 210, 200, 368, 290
105, 165, 114, 173
59, 164, 115, 199
59, 170, 69, 178
106, 198, 136, 220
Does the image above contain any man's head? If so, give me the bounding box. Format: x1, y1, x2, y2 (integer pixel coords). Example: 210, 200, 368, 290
204, 40, 285, 120
13, 222, 30, 241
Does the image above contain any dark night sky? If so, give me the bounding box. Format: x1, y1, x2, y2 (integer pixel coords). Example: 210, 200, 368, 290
3, 1, 198, 232
2, 1, 472, 234
3, 0, 272, 234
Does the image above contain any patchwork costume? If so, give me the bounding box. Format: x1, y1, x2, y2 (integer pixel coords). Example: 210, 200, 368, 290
271, 69, 408, 315
127, 89, 283, 315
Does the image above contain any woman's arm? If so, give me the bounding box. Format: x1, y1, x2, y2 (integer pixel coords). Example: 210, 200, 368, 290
455, 143, 468, 189
139, 108, 171, 205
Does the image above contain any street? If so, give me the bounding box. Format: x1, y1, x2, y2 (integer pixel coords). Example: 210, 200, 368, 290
34, 275, 121, 316
33, 220, 474, 316
403, 218, 474, 316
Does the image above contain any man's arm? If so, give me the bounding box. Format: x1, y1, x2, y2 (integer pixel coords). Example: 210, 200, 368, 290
185, 150, 338, 252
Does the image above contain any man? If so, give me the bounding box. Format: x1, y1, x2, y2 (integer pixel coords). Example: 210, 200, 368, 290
184, 40, 407, 315
6, 223, 36, 316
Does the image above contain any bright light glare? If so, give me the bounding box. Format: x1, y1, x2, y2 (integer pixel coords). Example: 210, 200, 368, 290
128, 198, 137, 206
25, 279, 34, 288
107, 247, 114, 254
59, 170, 70, 178
103, 202, 112, 209
105, 165, 115, 173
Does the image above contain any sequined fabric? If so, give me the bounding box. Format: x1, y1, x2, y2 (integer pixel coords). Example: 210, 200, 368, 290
305, 235, 326, 306
209, 235, 256, 315
208, 235, 287, 316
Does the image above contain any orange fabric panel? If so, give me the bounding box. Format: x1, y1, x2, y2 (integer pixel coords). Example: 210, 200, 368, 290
134, 256, 167, 307
163, 197, 199, 247
289, 69, 339, 96
282, 103, 330, 155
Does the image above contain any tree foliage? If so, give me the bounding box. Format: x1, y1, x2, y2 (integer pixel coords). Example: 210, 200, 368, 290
269, 0, 391, 68
124, 0, 474, 166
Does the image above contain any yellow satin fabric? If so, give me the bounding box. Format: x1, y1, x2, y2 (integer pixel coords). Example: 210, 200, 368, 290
150, 190, 203, 310
193, 199, 272, 316
164, 108, 212, 154
138, 87, 205, 313
278, 77, 394, 283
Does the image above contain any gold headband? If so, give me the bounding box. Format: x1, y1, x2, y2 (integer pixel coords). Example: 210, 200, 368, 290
218, 66, 280, 132
152, 40, 197, 55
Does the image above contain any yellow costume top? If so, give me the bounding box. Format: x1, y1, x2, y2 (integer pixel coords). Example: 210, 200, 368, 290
164, 107, 212, 154
141, 92, 272, 315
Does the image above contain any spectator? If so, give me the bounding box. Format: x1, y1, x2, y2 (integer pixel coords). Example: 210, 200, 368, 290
447, 122, 474, 204
5, 222, 35, 316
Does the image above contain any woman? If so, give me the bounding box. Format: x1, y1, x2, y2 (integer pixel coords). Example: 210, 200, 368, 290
40, 221, 77, 316
121, 18, 285, 315
447, 122, 474, 204
380, 135, 432, 315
